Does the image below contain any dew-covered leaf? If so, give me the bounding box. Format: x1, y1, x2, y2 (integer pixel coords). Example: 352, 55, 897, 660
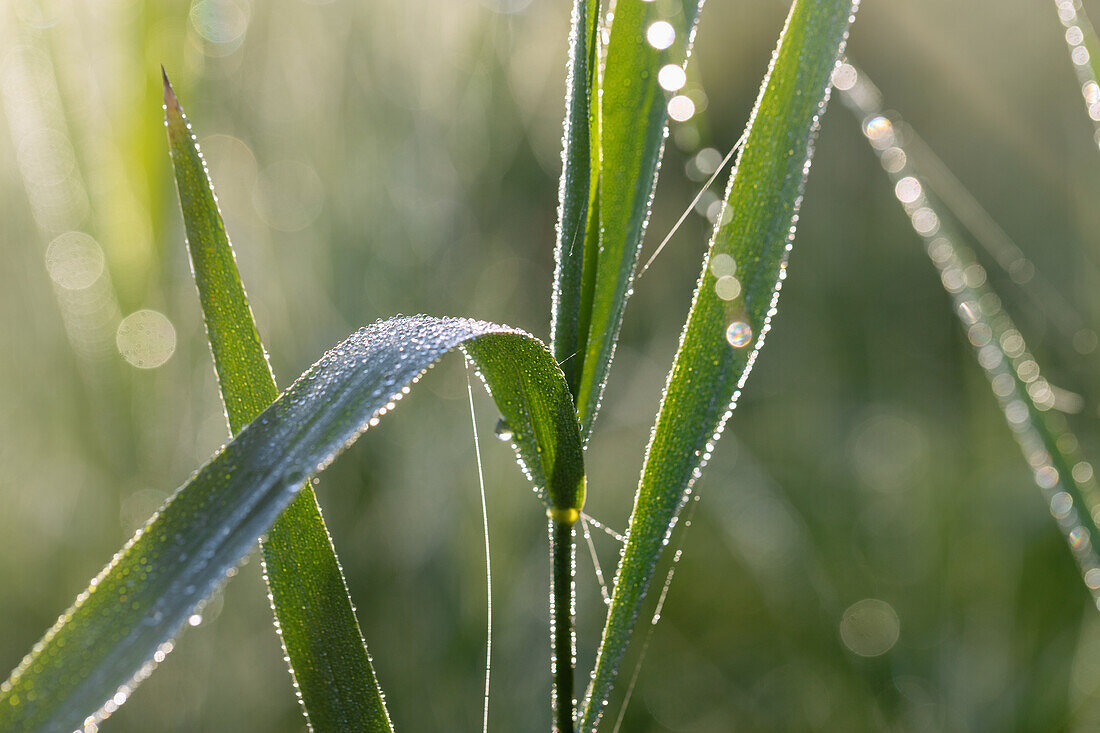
580, 1, 859, 728
555, 0, 704, 440
0, 316, 585, 732
163, 72, 392, 732
551, 0, 598, 392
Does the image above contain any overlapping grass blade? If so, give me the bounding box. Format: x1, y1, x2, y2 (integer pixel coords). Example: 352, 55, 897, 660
163, 73, 392, 731
579, 1, 859, 728
551, 0, 598, 391
0, 316, 585, 733
557, 0, 705, 440
837, 67, 1100, 605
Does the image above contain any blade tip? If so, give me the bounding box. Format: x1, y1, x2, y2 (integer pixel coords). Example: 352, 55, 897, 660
161, 65, 179, 111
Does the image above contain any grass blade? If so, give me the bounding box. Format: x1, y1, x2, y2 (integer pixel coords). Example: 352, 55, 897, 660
551, 0, 598, 390
579, 1, 859, 728
0, 316, 585, 733
548, 5, 598, 725
162, 73, 392, 731
562, 0, 705, 439
837, 66, 1100, 607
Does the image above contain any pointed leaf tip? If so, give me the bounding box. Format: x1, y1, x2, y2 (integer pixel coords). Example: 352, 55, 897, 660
161, 66, 179, 112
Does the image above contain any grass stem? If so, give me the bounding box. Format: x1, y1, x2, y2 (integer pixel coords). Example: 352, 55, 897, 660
551, 518, 576, 732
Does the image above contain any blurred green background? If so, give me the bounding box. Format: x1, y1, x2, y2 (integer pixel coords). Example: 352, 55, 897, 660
5, 0, 1100, 730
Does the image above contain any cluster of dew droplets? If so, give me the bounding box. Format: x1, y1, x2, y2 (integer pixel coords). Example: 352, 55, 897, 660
70, 551, 247, 732
1053, 0, 1100, 151
835, 63, 1100, 606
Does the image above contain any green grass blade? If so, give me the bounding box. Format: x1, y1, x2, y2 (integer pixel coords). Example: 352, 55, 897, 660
837, 67, 1100, 607
547, 5, 599, 724
551, 0, 598, 391
579, 1, 858, 728
0, 316, 586, 733
162, 73, 392, 731
566, 0, 704, 439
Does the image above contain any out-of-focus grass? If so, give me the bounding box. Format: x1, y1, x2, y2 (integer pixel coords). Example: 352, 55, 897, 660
3, 0, 1100, 729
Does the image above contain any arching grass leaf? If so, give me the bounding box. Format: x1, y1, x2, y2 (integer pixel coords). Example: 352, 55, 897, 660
0, 316, 585, 733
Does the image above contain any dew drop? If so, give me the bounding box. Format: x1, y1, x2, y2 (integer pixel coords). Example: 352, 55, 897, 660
863, 115, 894, 148
709, 252, 736, 278
725, 321, 753, 348
116, 310, 176, 369
831, 62, 858, 91
45, 231, 105, 290
646, 21, 675, 50
493, 418, 514, 442
715, 276, 741, 301
658, 64, 686, 92
1086, 568, 1100, 589
667, 95, 695, 122
839, 599, 900, 657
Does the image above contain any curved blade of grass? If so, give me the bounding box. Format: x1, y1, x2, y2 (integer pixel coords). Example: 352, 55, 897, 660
562, 0, 705, 440
837, 68, 1100, 607
0, 315, 586, 733
579, 1, 859, 728
163, 73, 392, 731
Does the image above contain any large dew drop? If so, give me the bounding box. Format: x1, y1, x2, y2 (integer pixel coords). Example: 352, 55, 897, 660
493, 418, 514, 442
725, 321, 753, 348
